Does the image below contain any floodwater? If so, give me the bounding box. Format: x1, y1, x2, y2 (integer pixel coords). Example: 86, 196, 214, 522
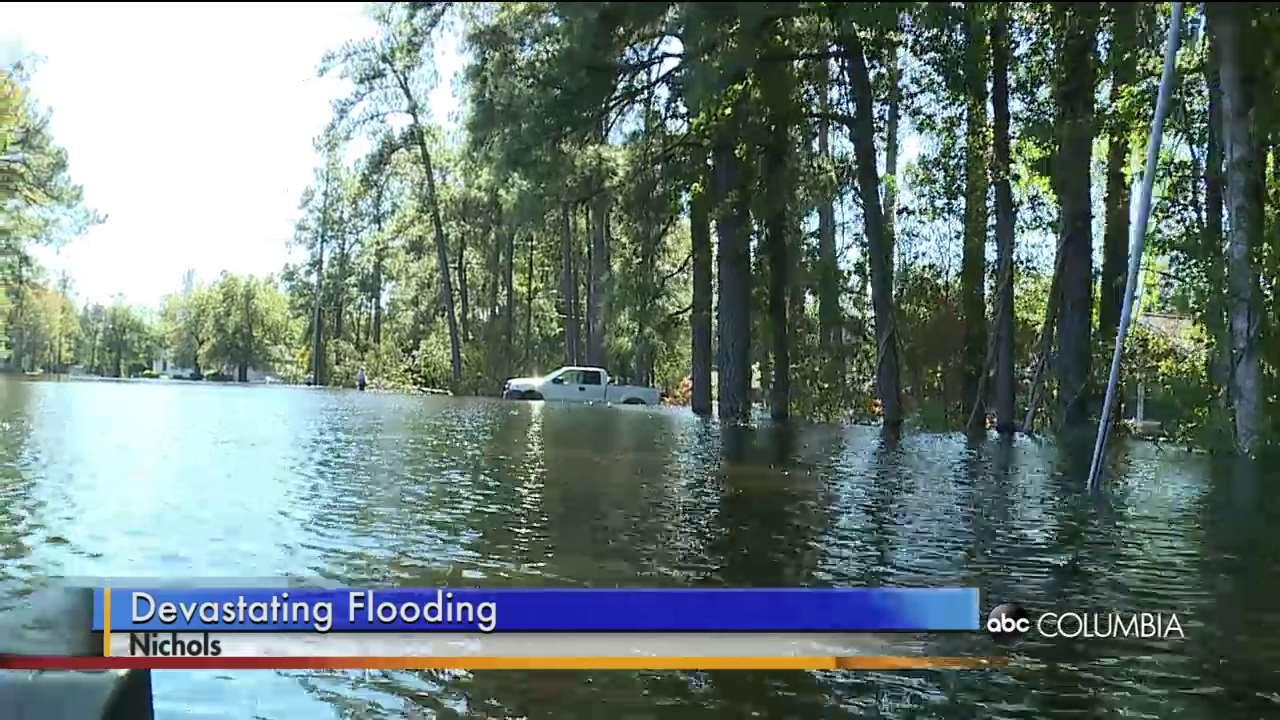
1, 376, 1278, 719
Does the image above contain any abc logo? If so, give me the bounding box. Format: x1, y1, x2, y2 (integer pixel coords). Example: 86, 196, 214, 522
986, 603, 1030, 641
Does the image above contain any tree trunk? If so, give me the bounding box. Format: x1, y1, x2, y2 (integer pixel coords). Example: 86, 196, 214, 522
765, 163, 790, 421
1203, 34, 1230, 405
524, 231, 535, 366
634, 173, 657, 388
458, 229, 470, 342
372, 245, 384, 347
1054, 3, 1098, 429
760, 26, 793, 422
758, 272, 772, 403
713, 101, 752, 423
572, 205, 583, 364
311, 164, 331, 386
1023, 239, 1067, 432
1273, 143, 1280, 309
242, 282, 255, 384
1099, 2, 1136, 347
334, 234, 347, 373
991, 7, 1017, 434
884, 18, 901, 280
371, 183, 385, 347
635, 240, 655, 388
53, 303, 63, 370
11, 258, 25, 371
840, 26, 903, 428
961, 5, 990, 433
560, 204, 578, 364
311, 253, 325, 384
584, 215, 593, 359
504, 229, 515, 372
88, 326, 98, 375
356, 297, 365, 353
371, 181, 384, 345
691, 146, 713, 416
587, 191, 609, 366
1210, 4, 1266, 455
411, 122, 463, 391
488, 194, 501, 322
815, 56, 842, 377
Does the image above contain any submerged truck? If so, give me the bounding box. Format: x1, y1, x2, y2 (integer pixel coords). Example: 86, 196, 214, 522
502, 366, 661, 405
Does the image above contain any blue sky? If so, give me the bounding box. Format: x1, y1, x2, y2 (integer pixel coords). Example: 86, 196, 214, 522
3, 2, 462, 307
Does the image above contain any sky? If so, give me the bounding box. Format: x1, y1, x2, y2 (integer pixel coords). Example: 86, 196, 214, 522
3, 2, 462, 307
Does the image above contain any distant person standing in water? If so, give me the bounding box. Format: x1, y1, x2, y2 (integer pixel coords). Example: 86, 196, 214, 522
356, 367, 367, 391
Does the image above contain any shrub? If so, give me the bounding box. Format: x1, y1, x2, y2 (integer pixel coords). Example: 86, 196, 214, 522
1123, 321, 1227, 449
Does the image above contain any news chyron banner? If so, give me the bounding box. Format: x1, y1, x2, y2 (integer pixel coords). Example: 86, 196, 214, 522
2, 585, 1001, 670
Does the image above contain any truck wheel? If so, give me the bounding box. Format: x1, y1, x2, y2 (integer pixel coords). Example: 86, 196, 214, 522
523, 390, 543, 401
622, 398, 645, 405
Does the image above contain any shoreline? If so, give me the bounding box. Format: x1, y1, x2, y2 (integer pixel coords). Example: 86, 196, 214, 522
1, 373, 1190, 450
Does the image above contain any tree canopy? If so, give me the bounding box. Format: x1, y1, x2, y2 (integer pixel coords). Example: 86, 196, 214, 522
9, 3, 1280, 454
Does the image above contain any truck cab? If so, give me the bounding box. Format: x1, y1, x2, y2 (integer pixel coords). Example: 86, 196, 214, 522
503, 366, 660, 405
541, 366, 608, 402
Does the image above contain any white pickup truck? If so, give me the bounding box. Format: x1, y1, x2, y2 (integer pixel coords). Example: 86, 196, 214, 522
502, 366, 661, 405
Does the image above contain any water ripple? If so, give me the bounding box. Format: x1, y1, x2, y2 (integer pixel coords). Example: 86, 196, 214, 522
1, 378, 1278, 718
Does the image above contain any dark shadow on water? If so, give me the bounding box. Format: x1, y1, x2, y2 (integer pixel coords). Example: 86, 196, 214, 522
705, 424, 849, 717
712, 422, 821, 587
1189, 454, 1280, 715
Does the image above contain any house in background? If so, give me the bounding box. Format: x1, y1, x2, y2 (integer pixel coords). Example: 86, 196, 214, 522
148, 354, 279, 382
223, 365, 276, 383
151, 352, 196, 379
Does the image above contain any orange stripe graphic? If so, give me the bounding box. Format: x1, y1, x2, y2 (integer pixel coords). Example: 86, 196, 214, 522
102, 587, 112, 658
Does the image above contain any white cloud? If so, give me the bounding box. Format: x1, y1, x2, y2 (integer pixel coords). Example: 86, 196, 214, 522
5, 2, 459, 307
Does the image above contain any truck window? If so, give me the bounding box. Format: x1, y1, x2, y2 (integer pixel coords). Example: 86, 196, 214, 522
559, 370, 581, 385
581, 370, 602, 386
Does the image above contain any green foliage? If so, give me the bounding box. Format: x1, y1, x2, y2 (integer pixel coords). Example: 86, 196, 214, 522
204, 273, 295, 378
4, 275, 80, 372
2, 63, 101, 370
71, 300, 158, 378
9, 2, 1277, 454
1124, 321, 1231, 449
160, 284, 215, 374
1, 63, 102, 247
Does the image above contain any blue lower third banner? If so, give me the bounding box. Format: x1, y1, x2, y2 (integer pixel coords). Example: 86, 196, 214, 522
95, 588, 979, 634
